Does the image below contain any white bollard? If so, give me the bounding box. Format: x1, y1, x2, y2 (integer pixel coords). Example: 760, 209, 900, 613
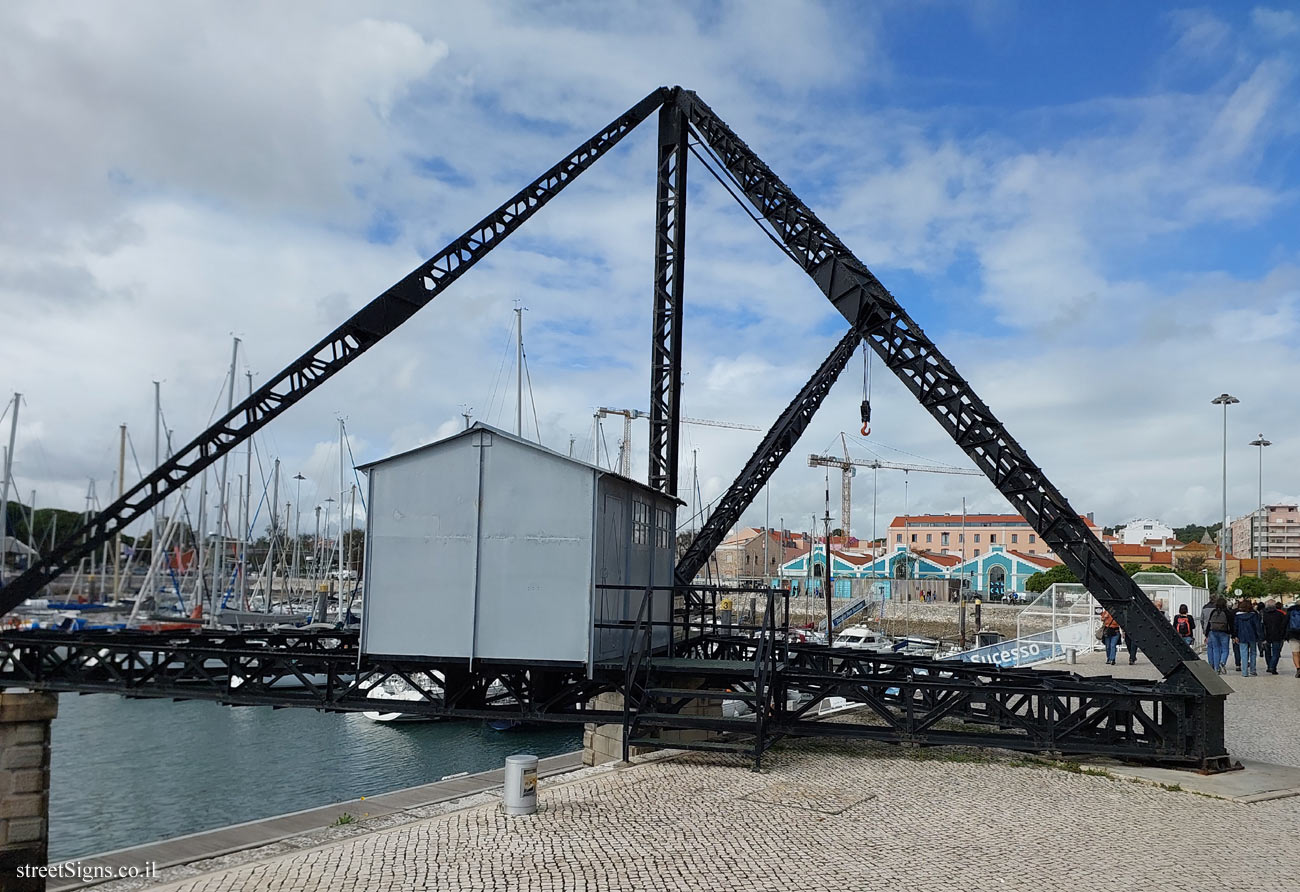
1065, 647, 1077, 665
503, 754, 539, 816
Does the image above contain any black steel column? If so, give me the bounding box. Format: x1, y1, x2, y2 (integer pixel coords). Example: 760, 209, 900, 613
648, 96, 688, 496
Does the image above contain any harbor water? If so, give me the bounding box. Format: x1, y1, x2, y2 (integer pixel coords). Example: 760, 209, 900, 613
48, 693, 581, 862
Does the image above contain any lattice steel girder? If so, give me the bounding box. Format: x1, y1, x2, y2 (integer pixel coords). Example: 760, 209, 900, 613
675, 325, 864, 584
0, 630, 621, 721
648, 100, 689, 496
0, 87, 673, 614
671, 90, 1228, 703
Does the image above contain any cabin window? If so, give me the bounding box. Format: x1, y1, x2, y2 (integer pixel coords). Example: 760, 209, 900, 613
655, 507, 671, 549
633, 499, 650, 545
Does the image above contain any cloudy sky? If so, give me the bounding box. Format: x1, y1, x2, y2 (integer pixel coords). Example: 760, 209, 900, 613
2, 0, 1297, 544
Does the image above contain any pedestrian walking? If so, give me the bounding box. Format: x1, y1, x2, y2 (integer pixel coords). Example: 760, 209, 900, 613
1256, 601, 1269, 660
1173, 604, 1195, 647
1200, 598, 1216, 652
1286, 598, 1300, 678
1233, 598, 1262, 677
1261, 600, 1288, 675
1099, 609, 1121, 665
1124, 629, 1139, 665
1205, 597, 1234, 674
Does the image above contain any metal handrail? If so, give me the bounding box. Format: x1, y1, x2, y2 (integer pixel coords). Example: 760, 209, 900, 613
621, 588, 655, 761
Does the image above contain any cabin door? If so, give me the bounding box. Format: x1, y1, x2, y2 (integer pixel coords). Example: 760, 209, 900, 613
596, 493, 626, 660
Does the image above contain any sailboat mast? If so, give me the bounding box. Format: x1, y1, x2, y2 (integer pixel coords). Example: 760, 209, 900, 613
153, 380, 161, 543
241, 371, 253, 610
268, 458, 280, 613
515, 306, 523, 438
1, 393, 19, 576
211, 337, 239, 625
338, 418, 347, 622
113, 423, 126, 602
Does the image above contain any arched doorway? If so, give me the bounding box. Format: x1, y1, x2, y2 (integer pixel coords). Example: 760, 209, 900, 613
988, 565, 1006, 598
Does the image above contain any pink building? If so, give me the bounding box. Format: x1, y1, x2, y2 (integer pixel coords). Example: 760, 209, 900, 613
886, 513, 1100, 562
1230, 504, 1300, 562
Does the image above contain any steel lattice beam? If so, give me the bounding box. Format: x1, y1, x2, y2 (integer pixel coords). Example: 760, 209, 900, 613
648, 103, 689, 496
675, 324, 867, 584
673, 90, 1227, 715
0, 87, 671, 613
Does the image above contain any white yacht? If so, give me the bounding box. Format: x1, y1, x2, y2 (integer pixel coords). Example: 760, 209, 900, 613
832, 625, 893, 652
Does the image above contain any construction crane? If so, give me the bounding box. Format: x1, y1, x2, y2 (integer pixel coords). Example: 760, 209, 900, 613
595, 407, 760, 478
809, 433, 982, 539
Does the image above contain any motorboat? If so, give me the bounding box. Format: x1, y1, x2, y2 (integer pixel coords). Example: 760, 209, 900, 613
831, 625, 893, 653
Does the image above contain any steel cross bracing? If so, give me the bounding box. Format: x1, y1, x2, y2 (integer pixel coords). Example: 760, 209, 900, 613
668, 90, 1227, 702
647, 103, 689, 497
675, 325, 863, 584
0, 86, 671, 614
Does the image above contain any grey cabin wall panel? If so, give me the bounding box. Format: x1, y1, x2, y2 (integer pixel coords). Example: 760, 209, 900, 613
362, 437, 480, 658
593, 477, 629, 662
475, 437, 595, 662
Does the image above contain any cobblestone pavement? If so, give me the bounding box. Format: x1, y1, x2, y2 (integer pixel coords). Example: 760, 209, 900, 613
128, 734, 1300, 892
1064, 648, 1300, 768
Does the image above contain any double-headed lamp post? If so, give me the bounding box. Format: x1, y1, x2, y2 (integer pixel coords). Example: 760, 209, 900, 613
1211, 394, 1238, 592
1249, 434, 1272, 579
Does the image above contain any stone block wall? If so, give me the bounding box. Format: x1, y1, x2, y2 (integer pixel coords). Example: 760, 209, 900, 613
0, 692, 57, 892
583, 687, 722, 767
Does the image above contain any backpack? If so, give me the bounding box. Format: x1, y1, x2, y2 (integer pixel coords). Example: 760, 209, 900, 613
1208, 608, 1231, 633
1288, 606, 1300, 633
1174, 614, 1193, 637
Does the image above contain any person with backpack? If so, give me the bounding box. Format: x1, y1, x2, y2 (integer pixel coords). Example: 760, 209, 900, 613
1099, 609, 1121, 665
1261, 600, 1288, 675
1205, 597, 1234, 674
1286, 598, 1300, 677
1233, 598, 1262, 677
1173, 605, 1195, 647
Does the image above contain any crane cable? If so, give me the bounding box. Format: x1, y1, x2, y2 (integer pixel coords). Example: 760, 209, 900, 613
860, 342, 872, 437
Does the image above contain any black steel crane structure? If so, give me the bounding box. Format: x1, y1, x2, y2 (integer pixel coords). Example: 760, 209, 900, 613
0, 87, 1230, 768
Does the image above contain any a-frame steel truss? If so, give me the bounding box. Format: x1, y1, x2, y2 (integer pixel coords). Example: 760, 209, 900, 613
0, 87, 1229, 768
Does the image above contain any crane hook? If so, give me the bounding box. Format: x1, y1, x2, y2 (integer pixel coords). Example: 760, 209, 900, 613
860, 399, 871, 437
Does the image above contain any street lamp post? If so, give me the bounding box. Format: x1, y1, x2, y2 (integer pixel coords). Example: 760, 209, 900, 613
1249, 434, 1272, 579
1211, 394, 1238, 592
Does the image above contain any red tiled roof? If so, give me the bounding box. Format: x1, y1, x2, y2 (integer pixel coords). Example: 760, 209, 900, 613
915, 550, 962, 567
1008, 550, 1059, 569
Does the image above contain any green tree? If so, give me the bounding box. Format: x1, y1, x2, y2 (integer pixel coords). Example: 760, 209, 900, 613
1260, 567, 1300, 596
1025, 564, 1078, 593
1230, 575, 1269, 600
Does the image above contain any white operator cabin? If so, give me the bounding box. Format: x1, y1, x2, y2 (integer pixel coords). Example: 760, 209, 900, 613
358, 424, 680, 670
